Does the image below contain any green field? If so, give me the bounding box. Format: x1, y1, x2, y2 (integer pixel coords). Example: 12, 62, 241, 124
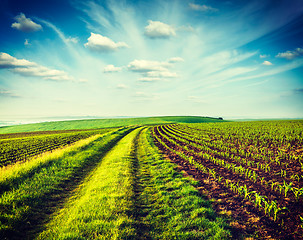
0, 116, 224, 134
0, 117, 302, 239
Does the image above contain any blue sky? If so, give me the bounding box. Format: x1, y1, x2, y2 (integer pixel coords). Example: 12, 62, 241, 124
0, 0, 303, 121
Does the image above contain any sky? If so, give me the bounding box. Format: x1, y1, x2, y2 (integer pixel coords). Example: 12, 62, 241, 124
0, 0, 303, 123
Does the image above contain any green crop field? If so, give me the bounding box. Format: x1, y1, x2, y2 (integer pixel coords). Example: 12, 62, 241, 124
0, 116, 224, 134
0, 117, 302, 239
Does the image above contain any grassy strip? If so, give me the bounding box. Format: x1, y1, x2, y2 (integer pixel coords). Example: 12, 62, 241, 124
0, 128, 121, 195
0, 128, 114, 167
0, 134, 100, 195
136, 128, 231, 239
37, 127, 144, 240
0, 128, 117, 140
0, 127, 134, 239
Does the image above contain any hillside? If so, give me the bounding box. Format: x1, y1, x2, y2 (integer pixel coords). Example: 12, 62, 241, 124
0, 116, 224, 134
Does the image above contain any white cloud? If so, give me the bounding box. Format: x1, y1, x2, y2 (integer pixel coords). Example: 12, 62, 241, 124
144, 20, 176, 38
66, 37, 79, 44
0, 52, 36, 68
189, 3, 218, 12
12, 66, 74, 81
103, 64, 123, 73
24, 39, 30, 46
38, 18, 79, 47
177, 25, 195, 32
0, 89, 20, 98
262, 60, 273, 66
276, 48, 303, 60
138, 77, 161, 82
128, 59, 171, 72
11, 13, 42, 32
0, 52, 74, 81
84, 32, 129, 52
146, 71, 178, 78
127, 57, 184, 82
168, 57, 184, 63
260, 54, 269, 58
128, 59, 179, 81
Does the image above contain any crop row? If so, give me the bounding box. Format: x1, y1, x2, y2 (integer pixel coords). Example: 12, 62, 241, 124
159, 125, 303, 200
0, 128, 106, 140
153, 127, 286, 221
177, 120, 303, 148
152, 123, 303, 238
171, 122, 302, 162
156, 125, 302, 199
164, 125, 303, 187
0, 128, 114, 167
168, 123, 303, 183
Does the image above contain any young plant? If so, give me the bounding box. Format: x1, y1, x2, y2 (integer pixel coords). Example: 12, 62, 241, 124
292, 187, 303, 201
282, 181, 293, 197
271, 201, 287, 221
254, 192, 264, 210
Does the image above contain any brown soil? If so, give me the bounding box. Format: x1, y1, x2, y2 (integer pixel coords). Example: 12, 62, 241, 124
153, 126, 303, 240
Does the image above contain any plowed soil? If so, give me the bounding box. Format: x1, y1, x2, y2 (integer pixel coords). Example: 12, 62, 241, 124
153, 126, 303, 240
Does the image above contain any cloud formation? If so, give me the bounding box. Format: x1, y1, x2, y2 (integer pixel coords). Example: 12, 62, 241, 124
66, 37, 79, 44
0, 52, 35, 68
0, 89, 20, 98
138, 77, 161, 82
260, 54, 269, 58
276, 48, 303, 60
128, 59, 180, 81
168, 57, 184, 63
11, 13, 42, 32
128, 59, 171, 72
0, 52, 74, 81
144, 20, 176, 38
13, 66, 73, 81
262, 60, 273, 66
145, 71, 177, 78
24, 39, 30, 46
84, 33, 129, 52
103, 64, 123, 73
189, 3, 218, 12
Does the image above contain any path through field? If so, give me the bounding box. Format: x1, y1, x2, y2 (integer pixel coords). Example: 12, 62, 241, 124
0, 126, 231, 239
0, 127, 134, 239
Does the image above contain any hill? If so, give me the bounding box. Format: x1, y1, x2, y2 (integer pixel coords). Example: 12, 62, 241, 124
0, 116, 224, 134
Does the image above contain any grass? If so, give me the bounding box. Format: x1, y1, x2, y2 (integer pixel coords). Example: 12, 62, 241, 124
0, 116, 225, 134
0, 123, 231, 239
135, 128, 231, 239
37, 127, 143, 240
0, 133, 105, 195
37, 127, 231, 239
0, 127, 134, 239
